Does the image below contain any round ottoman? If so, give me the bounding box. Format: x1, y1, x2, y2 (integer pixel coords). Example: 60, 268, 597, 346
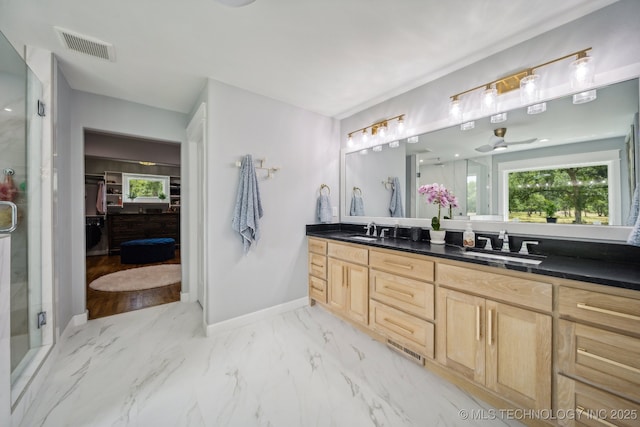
120, 238, 176, 264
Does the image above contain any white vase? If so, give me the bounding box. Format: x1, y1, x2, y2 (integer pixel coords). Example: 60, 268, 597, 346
430, 230, 446, 244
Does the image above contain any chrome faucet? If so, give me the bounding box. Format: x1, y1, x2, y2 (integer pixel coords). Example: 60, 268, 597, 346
477, 236, 493, 250
499, 230, 510, 252
365, 221, 377, 236
519, 241, 539, 255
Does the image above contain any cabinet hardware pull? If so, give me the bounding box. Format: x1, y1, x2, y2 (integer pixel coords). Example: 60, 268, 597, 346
384, 286, 414, 298
487, 309, 493, 345
383, 317, 414, 334
576, 303, 640, 321
383, 260, 414, 270
476, 306, 481, 341
342, 266, 346, 287
577, 348, 640, 374
310, 284, 324, 292
576, 406, 617, 427
311, 262, 324, 268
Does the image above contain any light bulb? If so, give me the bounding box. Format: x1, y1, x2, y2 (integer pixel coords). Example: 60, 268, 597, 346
490, 112, 507, 123
361, 129, 368, 144
520, 73, 540, 105
449, 98, 462, 123
347, 134, 354, 147
389, 140, 400, 148
396, 116, 405, 135
372, 145, 382, 152
460, 121, 475, 131
527, 102, 547, 115
570, 54, 595, 90
481, 85, 498, 115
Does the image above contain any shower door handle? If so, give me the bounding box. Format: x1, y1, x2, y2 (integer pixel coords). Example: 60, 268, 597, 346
0, 201, 18, 232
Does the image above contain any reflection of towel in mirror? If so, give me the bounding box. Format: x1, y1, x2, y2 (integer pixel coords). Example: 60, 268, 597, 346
389, 177, 404, 217
626, 186, 639, 226
350, 194, 365, 216
96, 181, 106, 214
628, 187, 640, 246
316, 194, 333, 223
232, 155, 263, 253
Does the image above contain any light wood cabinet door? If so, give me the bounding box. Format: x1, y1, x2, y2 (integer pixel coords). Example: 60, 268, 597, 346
346, 262, 369, 325
328, 258, 348, 312
436, 288, 486, 384
327, 258, 368, 326
485, 301, 552, 410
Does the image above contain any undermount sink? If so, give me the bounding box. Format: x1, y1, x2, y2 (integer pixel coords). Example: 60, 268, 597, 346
348, 235, 380, 242
461, 249, 544, 265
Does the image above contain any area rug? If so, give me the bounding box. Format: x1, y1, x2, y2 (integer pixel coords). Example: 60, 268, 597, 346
89, 264, 181, 292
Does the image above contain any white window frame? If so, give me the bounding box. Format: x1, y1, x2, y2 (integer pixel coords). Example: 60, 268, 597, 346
498, 150, 621, 225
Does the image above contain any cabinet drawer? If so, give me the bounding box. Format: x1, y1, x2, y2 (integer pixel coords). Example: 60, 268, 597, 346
308, 238, 327, 255
328, 242, 368, 265
370, 250, 434, 282
557, 375, 640, 427
369, 300, 434, 359
438, 264, 552, 312
370, 270, 434, 320
559, 286, 640, 334
309, 276, 327, 304
559, 320, 640, 403
308, 253, 326, 280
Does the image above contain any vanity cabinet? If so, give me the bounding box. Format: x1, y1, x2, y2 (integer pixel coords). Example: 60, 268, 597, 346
307, 238, 327, 304
327, 242, 369, 326
369, 249, 435, 359
557, 285, 640, 425
436, 264, 552, 411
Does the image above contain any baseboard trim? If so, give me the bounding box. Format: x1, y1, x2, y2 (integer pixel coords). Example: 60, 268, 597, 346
205, 297, 308, 337
180, 292, 190, 302
71, 310, 88, 327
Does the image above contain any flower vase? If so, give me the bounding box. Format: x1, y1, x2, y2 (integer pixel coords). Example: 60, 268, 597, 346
430, 230, 446, 244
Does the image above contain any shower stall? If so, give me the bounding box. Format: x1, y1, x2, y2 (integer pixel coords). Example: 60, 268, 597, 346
0, 29, 49, 411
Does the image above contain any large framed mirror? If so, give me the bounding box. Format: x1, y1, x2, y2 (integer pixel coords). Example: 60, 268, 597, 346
344, 78, 639, 230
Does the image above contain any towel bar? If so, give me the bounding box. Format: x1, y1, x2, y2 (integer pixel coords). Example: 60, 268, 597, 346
234, 157, 280, 178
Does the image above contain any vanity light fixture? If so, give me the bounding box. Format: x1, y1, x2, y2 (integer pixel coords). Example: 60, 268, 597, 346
389, 140, 400, 148
460, 121, 475, 131
490, 112, 507, 123
527, 102, 547, 115
372, 145, 383, 152
448, 48, 593, 120
346, 114, 406, 147
407, 136, 419, 143
573, 89, 597, 104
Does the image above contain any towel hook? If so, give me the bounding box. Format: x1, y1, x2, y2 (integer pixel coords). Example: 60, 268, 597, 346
320, 184, 330, 195
353, 186, 362, 196
382, 177, 394, 190
234, 157, 280, 179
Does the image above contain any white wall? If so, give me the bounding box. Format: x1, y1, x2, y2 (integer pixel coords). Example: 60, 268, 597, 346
203, 79, 339, 324
66, 92, 188, 320
53, 60, 72, 333
339, 0, 640, 241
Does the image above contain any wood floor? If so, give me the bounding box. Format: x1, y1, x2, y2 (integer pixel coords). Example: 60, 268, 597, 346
86, 250, 181, 320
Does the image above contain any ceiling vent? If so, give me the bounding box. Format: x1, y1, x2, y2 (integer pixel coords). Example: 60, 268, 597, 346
54, 27, 115, 62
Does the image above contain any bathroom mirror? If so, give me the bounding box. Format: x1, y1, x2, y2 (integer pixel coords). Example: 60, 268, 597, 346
344, 78, 639, 226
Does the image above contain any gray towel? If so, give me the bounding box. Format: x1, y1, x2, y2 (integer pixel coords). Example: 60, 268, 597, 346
628, 186, 640, 246
389, 177, 404, 217
626, 186, 639, 226
232, 155, 263, 253
316, 194, 332, 223
350, 194, 365, 216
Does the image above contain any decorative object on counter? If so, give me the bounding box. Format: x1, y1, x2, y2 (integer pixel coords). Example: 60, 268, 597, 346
389, 176, 404, 217
462, 223, 475, 248
89, 264, 181, 292
350, 186, 365, 216
158, 192, 167, 200
232, 154, 263, 253
316, 183, 333, 224
127, 192, 138, 201
0, 168, 17, 202
410, 227, 422, 242
418, 183, 458, 244
544, 200, 558, 223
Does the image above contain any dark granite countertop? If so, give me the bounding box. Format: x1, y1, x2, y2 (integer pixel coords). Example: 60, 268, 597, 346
306, 224, 640, 292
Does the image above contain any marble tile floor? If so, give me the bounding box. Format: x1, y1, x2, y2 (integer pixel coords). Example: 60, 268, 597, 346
20, 302, 523, 427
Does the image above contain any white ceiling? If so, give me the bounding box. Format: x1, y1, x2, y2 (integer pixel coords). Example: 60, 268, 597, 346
0, 0, 619, 118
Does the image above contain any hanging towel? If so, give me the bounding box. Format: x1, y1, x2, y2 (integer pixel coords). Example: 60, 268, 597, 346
232, 155, 263, 253
626, 186, 639, 226
350, 194, 365, 216
96, 181, 106, 215
316, 194, 332, 223
389, 176, 404, 217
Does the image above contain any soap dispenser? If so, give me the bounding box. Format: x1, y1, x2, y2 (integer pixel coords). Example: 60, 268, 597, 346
463, 223, 475, 248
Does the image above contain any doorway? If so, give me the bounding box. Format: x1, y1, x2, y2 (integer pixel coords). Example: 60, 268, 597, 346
83, 131, 182, 319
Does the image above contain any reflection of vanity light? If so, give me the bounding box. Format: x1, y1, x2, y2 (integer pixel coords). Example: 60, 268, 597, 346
539, 138, 550, 142
389, 140, 400, 148
460, 121, 475, 131
359, 149, 368, 155
407, 136, 419, 143
139, 161, 156, 166
490, 112, 507, 123
3, 107, 12, 112
372, 145, 382, 152
573, 89, 597, 104
454, 153, 460, 157
527, 102, 546, 114
419, 159, 424, 163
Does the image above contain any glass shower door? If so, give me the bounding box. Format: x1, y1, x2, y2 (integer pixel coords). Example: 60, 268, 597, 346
0, 30, 44, 389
